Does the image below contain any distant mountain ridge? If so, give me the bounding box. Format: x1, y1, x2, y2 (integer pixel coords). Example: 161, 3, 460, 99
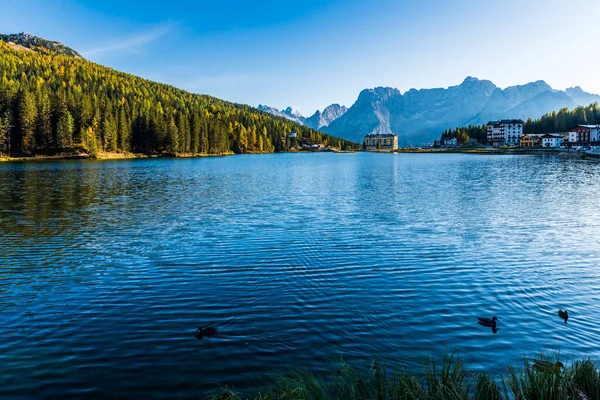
264, 77, 600, 145
325, 77, 600, 145
0, 32, 83, 58
258, 104, 348, 130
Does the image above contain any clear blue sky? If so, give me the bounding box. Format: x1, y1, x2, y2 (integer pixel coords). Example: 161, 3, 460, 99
1, 0, 598, 115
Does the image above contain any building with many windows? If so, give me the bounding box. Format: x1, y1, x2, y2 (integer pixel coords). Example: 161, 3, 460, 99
364, 133, 399, 151
486, 119, 524, 146
443, 137, 457, 147
541, 133, 566, 148
568, 125, 600, 145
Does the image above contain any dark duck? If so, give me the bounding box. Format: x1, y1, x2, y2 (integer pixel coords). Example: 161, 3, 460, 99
533, 360, 564, 373
558, 309, 568, 323
477, 316, 498, 328
196, 326, 218, 340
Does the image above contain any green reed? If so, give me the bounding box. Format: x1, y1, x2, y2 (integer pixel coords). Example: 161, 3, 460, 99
206, 352, 599, 400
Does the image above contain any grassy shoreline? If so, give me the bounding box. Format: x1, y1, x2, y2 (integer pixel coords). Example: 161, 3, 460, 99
0, 151, 237, 162
0, 149, 357, 162
0, 147, 590, 162
207, 353, 597, 399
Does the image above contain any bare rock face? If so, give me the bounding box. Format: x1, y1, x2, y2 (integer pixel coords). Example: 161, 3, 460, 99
257, 105, 305, 125
0, 32, 83, 58
303, 104, 348, 130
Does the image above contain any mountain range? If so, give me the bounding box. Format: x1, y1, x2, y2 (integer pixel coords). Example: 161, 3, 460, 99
257, 104, 348, 131
260, 77, 600, 145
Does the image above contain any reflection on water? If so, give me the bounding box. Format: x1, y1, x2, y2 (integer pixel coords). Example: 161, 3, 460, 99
1, 153, 600, 399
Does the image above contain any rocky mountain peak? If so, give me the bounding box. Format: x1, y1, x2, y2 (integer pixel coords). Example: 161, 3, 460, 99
0, 32, 83, 58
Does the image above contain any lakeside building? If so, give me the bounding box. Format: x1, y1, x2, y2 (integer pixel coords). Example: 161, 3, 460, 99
364, 133, 399, 151
568, 125, 600, 145
486, 119, 524, 147
520, 134, 544, 147
444, 137, 457, 147
541, 133, 566, 148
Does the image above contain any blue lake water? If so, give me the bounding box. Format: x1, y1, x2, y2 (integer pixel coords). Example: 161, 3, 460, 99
1, 152, 600, 399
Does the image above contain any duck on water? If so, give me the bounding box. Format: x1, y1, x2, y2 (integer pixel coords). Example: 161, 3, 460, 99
196, 326, 218, 340
477, 316, 498, 328
558, 309, 569, 323
533, 360, 565, 373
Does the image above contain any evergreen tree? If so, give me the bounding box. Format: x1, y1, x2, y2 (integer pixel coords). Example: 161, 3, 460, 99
57, 110, 74, 148
14, 89, 37, 154
117, 106, 130, 152
190, 112, 200, 154
166, 117, 179, 154
0, 111, 10, 156
35, 89, 52, 148
56, 94, 73, 148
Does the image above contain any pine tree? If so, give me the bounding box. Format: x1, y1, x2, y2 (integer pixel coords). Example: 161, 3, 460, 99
117, 106, 130, 152
0, 111, 10, 156
87, 125, 98, 157
190, 113, 200, 154
35, 89, 52, 148
56, 94, 73, 148
14, 89, 37, 154
166, 117, 179, 154
57, 110, 74, 149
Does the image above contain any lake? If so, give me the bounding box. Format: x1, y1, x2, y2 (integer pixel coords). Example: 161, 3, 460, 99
1, 152, 600, 399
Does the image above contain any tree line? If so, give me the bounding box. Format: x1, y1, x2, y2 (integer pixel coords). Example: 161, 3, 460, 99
440, 125, 487, 145
0, 41, 357, 157
438, 102, 600, 145
524, 102, 600, 134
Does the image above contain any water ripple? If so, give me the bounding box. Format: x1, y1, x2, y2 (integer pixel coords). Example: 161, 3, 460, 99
1, 154, 600, 398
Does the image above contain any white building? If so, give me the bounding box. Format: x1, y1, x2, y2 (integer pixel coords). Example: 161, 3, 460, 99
541, 133, 565, 148
364, 134, 399, 151
486, 119, 524, 146
444, 137, 457, 147
568, 125, 600, 144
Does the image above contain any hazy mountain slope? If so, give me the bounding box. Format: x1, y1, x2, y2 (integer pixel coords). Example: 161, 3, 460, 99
565, 86, 600, 107
258, 104, 348, 130
303, 104, 348, 130
465, 80, 553, 125
257, 105, 305, 125
504, 91, 577, 120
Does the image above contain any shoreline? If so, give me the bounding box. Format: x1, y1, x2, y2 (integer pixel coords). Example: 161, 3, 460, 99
0, 151, 237, 162
0, 147, 593, 162
0, 149, 356, 162
368, 147, 599, 157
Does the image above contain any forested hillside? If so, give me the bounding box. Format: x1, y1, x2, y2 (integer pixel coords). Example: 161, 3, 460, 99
0, 37, 357, 157
524, 102, 600, 134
